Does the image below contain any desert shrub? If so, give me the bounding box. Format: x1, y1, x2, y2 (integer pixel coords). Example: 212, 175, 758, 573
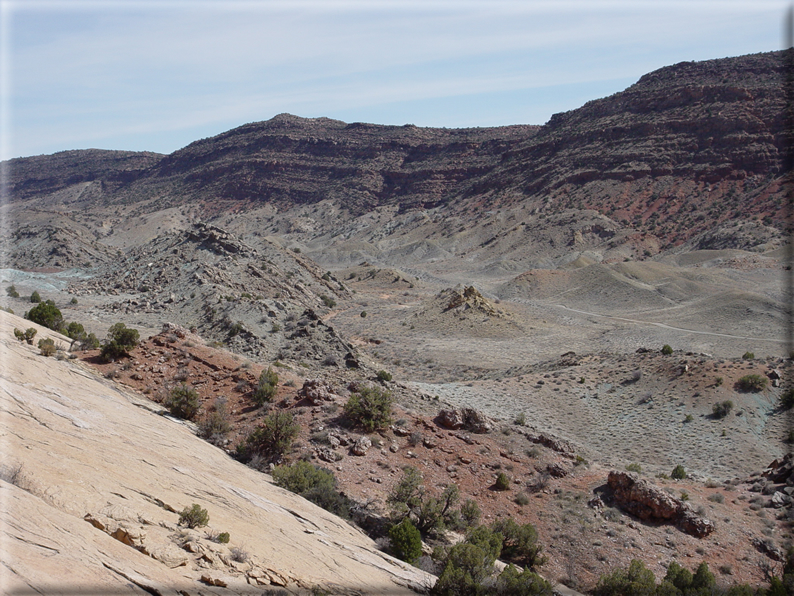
661, 344, 673, 355
389, 518, 423, 565
178, 504, 209, 528
254, 367, 279, 405
198, 400, 232, 441
360, 311, 367, 318
30, 291, 41, 303
376, 369, 392, 382
736, 374, 767, 392
780, 388, 794, 410
272, 460, 351, 518
320, 295, 336, 308
270, 322, 281, 333
25, 300, 64, 332
216, 532, 230, 544
344, 385, 393, 432
671, 465, 686, 480
165, 385, 201, 420
514, 412, 526, 426
431, 527, 502, 596
715, 377, 723, 386
514, 492, 530, 506
388, 467, 461, 536
494, 472, 511, 491
239, 411, 299, 460
69, 297, 78, 305
14, 327, 37, 344
712, 400, 733, 419
38, 338, 57, 356
460, 499, 481, 528
594, 559, 656, 596
6, 285, 19, 298
742, 351, 755, 360
100, 323, 139, 362
684, 414, 694, 423
495, 565, 553, 596
491, 517, 546, 570
230, 546, 250, 562
626, 463, 642, 473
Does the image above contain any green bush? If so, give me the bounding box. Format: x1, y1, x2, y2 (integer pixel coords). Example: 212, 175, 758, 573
217, 532, 230, 544
376, 370, 392, 382
742, 351, 755, 360
254, 367, 279, 405
320, 295, 336, 308
239, 411, 299, 460
360, 311, 367, 318
100, 323, 139, 362
712, 400, 733, 419
736, 374, 767, 392
780, 388, 794, 410
495, 565, 553, 596
671, 465, 686, 480
494, 472, 511, 491
431, 528, 502, 596
389, 518, 422, 565
491, 517, 546, 570
165, 385, 201, 420
69, 297, 78, 305
460, 499, 481, 528
14, 327, 37, 344
344, 385, 393, 432
387, 467, 461, 536
272, 460, 351, 518
593, 559, 656, 596
178, 504, 209, 528
38, 338, 56, 357
6, 285, 19, 298
514, 413, 526, 426
626, 463, 642, 473
30, 291, 41, 303
661, 344, 673, 355
198, 400, 232, 440
25, 300, 64, 332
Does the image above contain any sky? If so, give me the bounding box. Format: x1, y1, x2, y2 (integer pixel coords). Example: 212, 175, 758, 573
0, 0, 789, 160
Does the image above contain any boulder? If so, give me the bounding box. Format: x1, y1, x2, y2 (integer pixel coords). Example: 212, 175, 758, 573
299, 379, 338, 405
607, 471, 714, 537
436, 408, 492, 433
351, 436, 372, 456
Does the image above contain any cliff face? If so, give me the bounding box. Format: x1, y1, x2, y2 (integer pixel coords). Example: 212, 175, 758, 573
3, 50, 788, 267
475, 51, 786, 243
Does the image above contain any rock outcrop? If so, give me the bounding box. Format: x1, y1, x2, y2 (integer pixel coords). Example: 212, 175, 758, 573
607, 471, 715, 538
436, 408, 493, 433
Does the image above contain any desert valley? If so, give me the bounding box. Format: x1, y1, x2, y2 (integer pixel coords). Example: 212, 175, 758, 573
1, 50, 793, 595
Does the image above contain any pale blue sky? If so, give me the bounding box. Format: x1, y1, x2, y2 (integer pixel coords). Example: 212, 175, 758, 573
0, 0, 788, 160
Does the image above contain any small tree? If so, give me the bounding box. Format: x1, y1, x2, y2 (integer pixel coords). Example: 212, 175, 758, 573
6, 285, 19, 298
253, 367, 278, 405
661, 344, 673, 355
460, 499, 481, 528
25, 300, 64, 332
100, 323, 139, 361
13, 327, 37, 344
742, 351, 755, 360
344, 385, 393, 432
30, 291, 41, 303
389, 518, 422, 565
178, 504, 209, 528
491, 517, 546, 570
376, 370, 392, 382
165, 385, 201, 420
671, 464, 686, 480
240, 411, 299, 460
